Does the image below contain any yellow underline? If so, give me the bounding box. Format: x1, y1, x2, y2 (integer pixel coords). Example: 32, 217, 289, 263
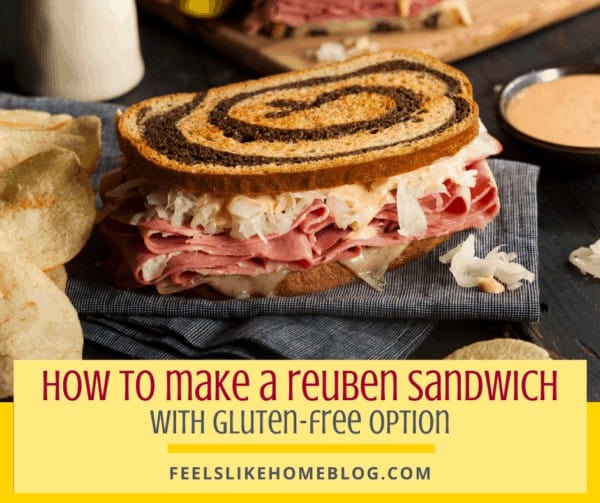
168, 443, 435, 454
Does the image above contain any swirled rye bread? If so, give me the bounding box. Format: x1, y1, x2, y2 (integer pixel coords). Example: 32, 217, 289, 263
100, 49, 502, 298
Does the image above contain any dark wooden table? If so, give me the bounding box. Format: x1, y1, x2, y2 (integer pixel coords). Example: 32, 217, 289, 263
1, 2, 598, 400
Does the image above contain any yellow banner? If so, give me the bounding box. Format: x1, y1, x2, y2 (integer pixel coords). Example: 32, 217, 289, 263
6, 360, 589, 496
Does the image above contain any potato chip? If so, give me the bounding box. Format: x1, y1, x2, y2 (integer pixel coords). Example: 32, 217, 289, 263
54, 116, 102, 175
44, 264, 68, 291
0, 129, 87, 172
444, 338, 551, 360
0, 248, 83, 399
0, 148, 95, 270
0, 109, 72, 130
0, 109, 101, 175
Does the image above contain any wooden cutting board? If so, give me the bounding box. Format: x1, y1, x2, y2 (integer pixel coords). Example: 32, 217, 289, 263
141, 0, 600, 74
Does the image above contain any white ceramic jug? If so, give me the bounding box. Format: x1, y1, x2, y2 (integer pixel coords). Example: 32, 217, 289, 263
16, 0, 145, 101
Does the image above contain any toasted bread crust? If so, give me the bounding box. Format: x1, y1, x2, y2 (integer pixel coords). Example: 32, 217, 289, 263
185, 234, 449, 299
117, 49, 478, 195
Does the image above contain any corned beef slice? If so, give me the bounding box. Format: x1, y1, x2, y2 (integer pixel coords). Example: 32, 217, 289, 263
100, 160, 499, 290
244, 0, 444, 33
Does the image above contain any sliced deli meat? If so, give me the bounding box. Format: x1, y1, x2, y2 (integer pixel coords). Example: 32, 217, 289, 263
244, 0, 472, 37
100, 128, 501, 297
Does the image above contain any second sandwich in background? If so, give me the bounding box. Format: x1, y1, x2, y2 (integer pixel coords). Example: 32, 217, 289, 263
99, 49, 502, 298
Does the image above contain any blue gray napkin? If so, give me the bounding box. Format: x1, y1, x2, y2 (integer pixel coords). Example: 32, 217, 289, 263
0, 92, 540, 359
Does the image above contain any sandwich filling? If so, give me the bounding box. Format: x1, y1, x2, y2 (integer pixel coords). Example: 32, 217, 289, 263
244, 0, 472, 36
100, 125, 501, 297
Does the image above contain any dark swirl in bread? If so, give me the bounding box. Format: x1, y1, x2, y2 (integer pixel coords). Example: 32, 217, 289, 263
117, 49, 479, 194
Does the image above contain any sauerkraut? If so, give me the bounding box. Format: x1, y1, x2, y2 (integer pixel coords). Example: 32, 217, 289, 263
439, 234, 535, 291
115, 123, 500, 241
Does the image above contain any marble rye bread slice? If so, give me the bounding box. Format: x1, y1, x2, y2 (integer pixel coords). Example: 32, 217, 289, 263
117, 49, 479, 196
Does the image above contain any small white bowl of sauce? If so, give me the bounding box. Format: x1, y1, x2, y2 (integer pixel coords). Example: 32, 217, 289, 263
497, 65, 600, 167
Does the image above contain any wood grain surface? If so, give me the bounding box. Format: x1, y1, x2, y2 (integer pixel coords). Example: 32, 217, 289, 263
145, 0, 600, 74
